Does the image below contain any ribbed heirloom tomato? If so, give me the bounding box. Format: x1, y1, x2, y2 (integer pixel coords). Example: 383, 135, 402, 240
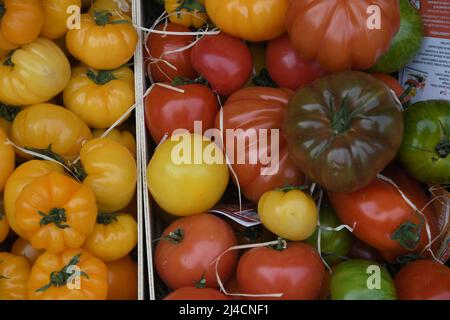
285, 0, 400, 72
205, 0, 289, 42
40, 0, 82, 39
0, 252, 30, 300
15, 172, 98, 253
64, 65, 135, 129
27, 248, 108, 300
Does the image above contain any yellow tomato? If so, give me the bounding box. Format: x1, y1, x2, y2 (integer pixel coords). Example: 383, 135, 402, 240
84, 213, 137, 262
0, 128, 14, 193
147, 133, 229, 216
165, 0, 207, 28
205, 0, 289, 42
78, 138, 137, 212
0, 208, 9, 244
10, 103, 92, 162
41, 0, 82, 39
0, 38, 71, 106
105, 255, 137, 300
63, 65, 135, 129
0, 0, 44, 51
0, 252, 31, 300
11, 237, 44, 266
4, 160, 64, 238
66, 11, 137, 70
27, 248, 108, 300
89, 0, 131, 17
258, 189, 318, 241
15, 172, 98, 253
92, 128, 136, 158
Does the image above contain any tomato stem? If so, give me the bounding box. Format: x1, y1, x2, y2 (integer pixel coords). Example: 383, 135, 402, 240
71, 161, 87, 182
435, 140, 450, 159
97, 212, 119, 225
331, 95, 353, 135
162, 228, 184, 244
87, 68, 117, 85
38, 208, 70, 229
93, 10, 130, 25
27, 144, 66, 166
2, 50, 14, 67
194, 277, 207, 289
36, 254, 89, 292
0, 103, 21, 122
391, 217, 423, 251
270, 237, 287, 251
252, 68, 277, 88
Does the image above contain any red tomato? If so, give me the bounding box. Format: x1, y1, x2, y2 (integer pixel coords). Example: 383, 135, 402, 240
371, 73, 405, 97
164, 287, 230, 300
155, 214, 238, 290
395, 259, 450, 300
237, 242, 324, 300
146, 23, 197, 82
191, 33, 253, 96
328, 165, 439, 260
144, 83, 219, 143
318, 271, 331, 300
266, 34, 326, 90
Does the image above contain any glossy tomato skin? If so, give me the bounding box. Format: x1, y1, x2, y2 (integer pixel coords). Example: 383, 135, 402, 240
237, 242, 324, 300
266, 34, 326, 90
371, 73, 405, 97
191, 33, 253, 96
155, 214, 238, 290
146, 23, 197, 83
164, 287, 230, 300
144, 83, 219, 143
395, 259, 450, 300
0, 252, 30, 300
40, 0, 82, 40
284, 71, 403, 193
165, 0, 207, 29
328, 165, 439, 259
105, 255, 138, 300
286, 0, 400, 72
216, 87, 304, 203
330, 260, 397, 300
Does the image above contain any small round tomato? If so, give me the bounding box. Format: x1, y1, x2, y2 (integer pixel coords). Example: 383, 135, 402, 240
237, 241, 324, 300
144, 83, 219, 143
66, 11, 137, 70
330, 260, 397, 300
155, 214, 238, 290
371, 73, 405, 97
78, 137, 137, 213
147, 133, 229, 216
165, 287, 229, 300
64, 65, 135, 129
105, 255, 137, 300
27, 248, 108, 300
40, 0, 82, 39
84, 213, 137, 262
146, 22, 197, 82
11, 237, 44, 266
258, 189, 318, 241
266, 34, 326, 90
0, 127, 14, 193
0, 252, 31, 300
395, 259, 450, 300
191, 33, 253, 96
92, 128, 136, 158
165, 0, 207, 28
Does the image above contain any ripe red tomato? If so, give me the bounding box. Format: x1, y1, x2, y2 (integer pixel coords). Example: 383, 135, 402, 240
191, 33, 253, 96
371, 73, 405, 97
237, 242, 324, 300
144, 83, 219, 143
155, 214, 238, 290
146, 23, 197, 82
395, 259, 450, 300
164, 287, 230, 300
328, 165, 439, 260
266, 34, 326, 90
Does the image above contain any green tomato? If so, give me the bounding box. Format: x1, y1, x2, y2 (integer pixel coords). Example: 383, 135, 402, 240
398, 100, 450, 184
305, 204, 352, 265
330, 260, 397, 300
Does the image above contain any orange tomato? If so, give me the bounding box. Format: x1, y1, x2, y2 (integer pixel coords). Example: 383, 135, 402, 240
0, 252, 31, 300
41, 0, 82, 39
105, 255, 138, 300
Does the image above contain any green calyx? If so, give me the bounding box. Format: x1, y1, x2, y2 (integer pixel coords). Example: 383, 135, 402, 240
36, 254, 89, 292
87, 68, 117, 85
27, 144, 66, 165
93, 10, 130, 26
70, 161, 87, 182
252, 68, 277, 88
435, 139, 450, 159
96, 212, 119, 225
162, 228, 184, 244
270, 237, 287, 251
331, 95, 353, 135
39, 208, 70, 229
0, 103, 21, 122
175, 0, 206, 13
194, 277, 207, 289
391, 218, 423, 251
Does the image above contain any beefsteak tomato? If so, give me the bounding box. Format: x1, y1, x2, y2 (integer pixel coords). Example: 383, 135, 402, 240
0, 252, 30, 300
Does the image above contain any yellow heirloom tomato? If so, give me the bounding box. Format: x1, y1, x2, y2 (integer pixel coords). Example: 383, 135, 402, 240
92, 128, 136, 158
15, 172, 98, 253
84, 213, 137, 262
205, 0, 289, 42
66, 11, 138, 70
258, 189, 318, 241
10, 103, 92, 162
63, 65, 135, 129
89, 0, 131, 16
0, 252, 31, 300
78, 138, 137, 212
11, 237, 44, 266
0, 127, 14, 193
41, 0, 82, 40
0, 38, 71, 106
27, 248, 108, 300
4, 160, 64, 238
165, 0, 207, 29
147, 133, 229, 216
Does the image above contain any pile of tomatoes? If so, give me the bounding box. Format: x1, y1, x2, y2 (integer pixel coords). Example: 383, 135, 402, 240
144, 0, 450, 300
0, 0, 140, 300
